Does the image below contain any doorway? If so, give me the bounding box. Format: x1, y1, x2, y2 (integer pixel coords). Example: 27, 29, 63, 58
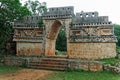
55, 26, 67, 55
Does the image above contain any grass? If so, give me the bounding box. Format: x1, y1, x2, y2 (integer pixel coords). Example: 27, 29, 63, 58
46, 71, 120, 80
0, 63, 21, 75
98, 58, 120, 65
56, 51, 67, 55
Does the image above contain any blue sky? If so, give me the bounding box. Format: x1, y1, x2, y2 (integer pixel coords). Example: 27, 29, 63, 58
21, 0, 120, 24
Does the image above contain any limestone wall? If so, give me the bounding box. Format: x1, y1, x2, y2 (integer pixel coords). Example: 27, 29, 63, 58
68, 43, 116, 59
16, 42, 43, 56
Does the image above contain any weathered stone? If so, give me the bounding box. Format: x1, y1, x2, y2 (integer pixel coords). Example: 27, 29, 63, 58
73, 11, 109, 24
3, 56, 104, 71
78, 61, 89, 71
17, 42, 43, 56
45, 20, 61, 56
115, 62, 120, 68
13, 6, 117, 59
68, 43, 116, 59
104, 64, 120, 74
43, 6, 74, 19
3, 57, 26, 66
68, 60, 103, 71
89, 62, 103, 71
116, 54, 120, 59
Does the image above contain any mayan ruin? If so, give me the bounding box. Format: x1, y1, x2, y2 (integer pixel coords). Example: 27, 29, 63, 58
1, 0, 120, 79
13, 6, 117, 59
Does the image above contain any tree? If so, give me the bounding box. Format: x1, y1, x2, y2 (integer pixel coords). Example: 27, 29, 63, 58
0, 0, 31, 52
114, 24, 120, 46
24, 0, 47, 15
56, 28, 67, 51
114, 24, 120, 53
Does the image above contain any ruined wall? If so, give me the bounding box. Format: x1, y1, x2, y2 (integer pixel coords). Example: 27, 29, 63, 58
2, 57, 103, 71
13, 16, 44, 56
68, 11, 117, 59
13, 6, 117, 59
68, 43, 116, 59
16, 42, 43, 56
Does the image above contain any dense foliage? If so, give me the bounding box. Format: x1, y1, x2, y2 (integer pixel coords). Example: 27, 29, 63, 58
114, 24, 120, 53
0, 0, 31, 52
56, 28, 67, 51
24, 0, 47, 15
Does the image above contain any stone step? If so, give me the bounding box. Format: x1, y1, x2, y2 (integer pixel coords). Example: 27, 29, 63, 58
31, 64, 67, 68
40, 61, 67, 65
30, 59, 68, 64
46, 55, 67, 59
29, 58, 68, 70
29, 62, 68, 66
30, 65, 67, 70
41, 59, 67, 62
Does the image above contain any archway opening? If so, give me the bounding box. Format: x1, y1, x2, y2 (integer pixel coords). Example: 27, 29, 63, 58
55, 27, 67, 55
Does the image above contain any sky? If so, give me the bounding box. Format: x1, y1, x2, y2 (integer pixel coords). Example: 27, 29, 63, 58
21, 0, 120, 24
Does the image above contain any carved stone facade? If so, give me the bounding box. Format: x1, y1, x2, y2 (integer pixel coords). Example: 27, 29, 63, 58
13, 16, 44, 56
68, 11, 117, 59
13, 6, 117, 59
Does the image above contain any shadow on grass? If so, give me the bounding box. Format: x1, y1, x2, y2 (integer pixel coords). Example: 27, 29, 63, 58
0, 63, 22, 75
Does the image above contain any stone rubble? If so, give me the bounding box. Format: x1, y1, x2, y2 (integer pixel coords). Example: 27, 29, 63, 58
104, 63, 120, 74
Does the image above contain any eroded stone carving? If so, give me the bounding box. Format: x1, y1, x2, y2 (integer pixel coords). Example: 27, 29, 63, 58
13, 6, 117, 59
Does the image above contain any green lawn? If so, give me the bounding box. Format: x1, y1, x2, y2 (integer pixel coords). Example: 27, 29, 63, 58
98, 58, 120, 65
56, 51, 67, 55
46, 71, 120, 80
0, 63, 21, 75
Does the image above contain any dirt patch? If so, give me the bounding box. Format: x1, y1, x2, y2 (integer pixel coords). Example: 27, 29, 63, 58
0, 69, 54, 80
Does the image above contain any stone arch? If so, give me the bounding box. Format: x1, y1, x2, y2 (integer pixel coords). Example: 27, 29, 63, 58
45, 20, 62, 56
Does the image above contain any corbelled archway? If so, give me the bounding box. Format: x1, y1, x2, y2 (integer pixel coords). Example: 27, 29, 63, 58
45, 20, 62, 56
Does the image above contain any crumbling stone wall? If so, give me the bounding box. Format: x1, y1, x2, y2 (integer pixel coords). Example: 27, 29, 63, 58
68, 11, 117, 59
13, 6, 117, 59
13, 16, 44, 56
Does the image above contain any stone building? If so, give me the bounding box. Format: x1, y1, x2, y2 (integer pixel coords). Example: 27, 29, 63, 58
13, 6, 117, 59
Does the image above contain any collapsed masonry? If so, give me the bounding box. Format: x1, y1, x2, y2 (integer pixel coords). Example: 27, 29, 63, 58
13, 6, 117, 59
